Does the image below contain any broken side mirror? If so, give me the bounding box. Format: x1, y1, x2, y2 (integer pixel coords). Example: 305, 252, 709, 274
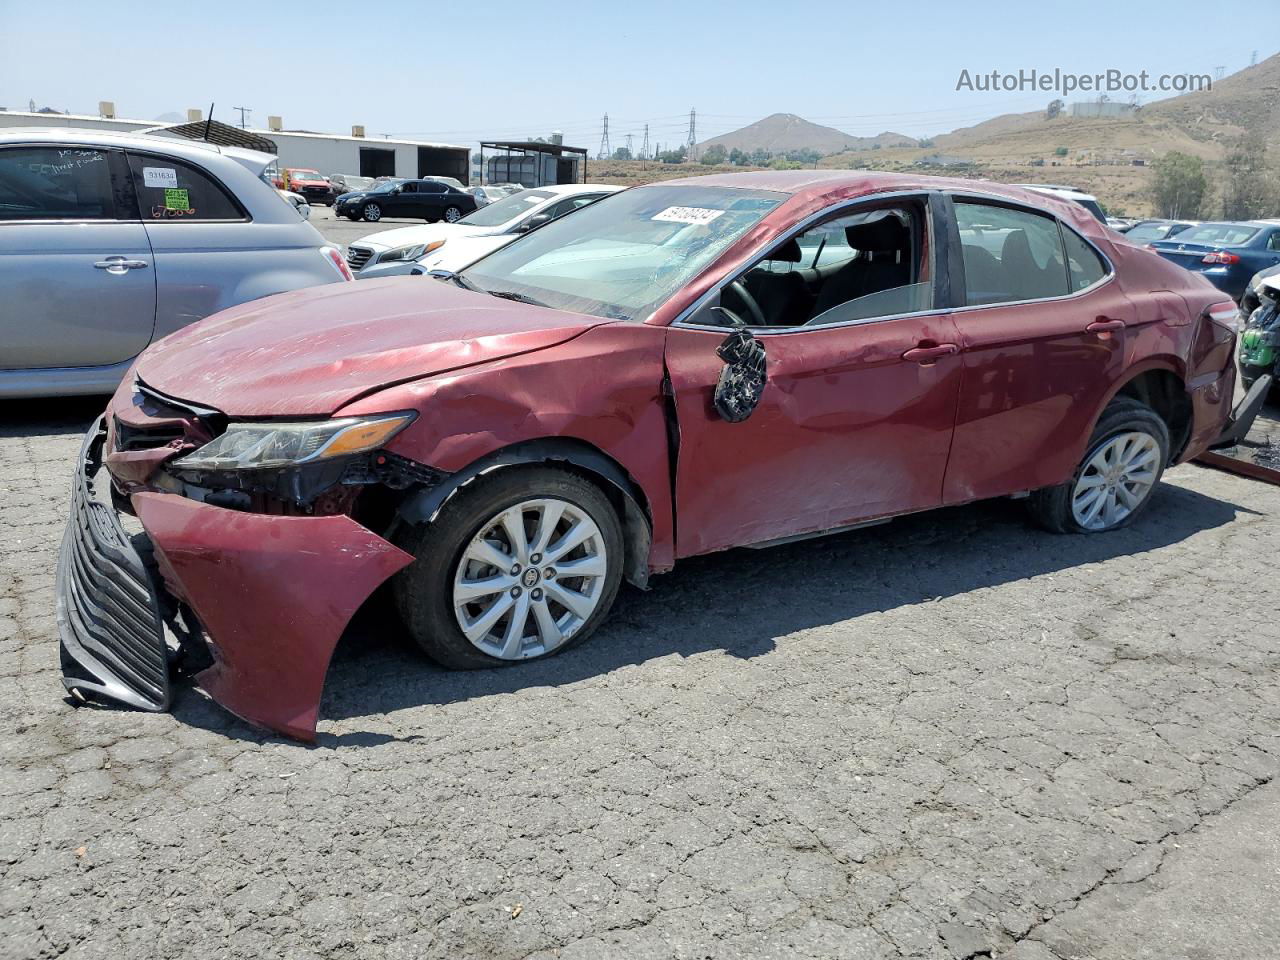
713, 329, 767, 422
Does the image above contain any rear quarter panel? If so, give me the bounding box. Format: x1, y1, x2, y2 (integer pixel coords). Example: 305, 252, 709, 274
338, 323, 676, 572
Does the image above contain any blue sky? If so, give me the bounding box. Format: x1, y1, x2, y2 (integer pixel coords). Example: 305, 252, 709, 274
1, 0, 1273, 149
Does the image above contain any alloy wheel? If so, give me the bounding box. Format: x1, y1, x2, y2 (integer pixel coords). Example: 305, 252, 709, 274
452, 498, 608, 660
364, 203, 381, 221
1071, 431, 1160, 530
444, 206, 461, 222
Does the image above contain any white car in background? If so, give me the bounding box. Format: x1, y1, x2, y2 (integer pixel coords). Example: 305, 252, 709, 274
277, 187, 311, 219
467, 184, 517, 206
350, 183, 622, 278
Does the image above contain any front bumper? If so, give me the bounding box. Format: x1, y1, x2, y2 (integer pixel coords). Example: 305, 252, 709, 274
57, 418, 414, 741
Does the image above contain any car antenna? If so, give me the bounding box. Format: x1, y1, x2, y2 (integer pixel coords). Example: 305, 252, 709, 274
203, 102, 214, 142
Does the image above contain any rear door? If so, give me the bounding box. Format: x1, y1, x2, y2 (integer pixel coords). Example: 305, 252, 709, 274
0, 144, 156, 370
415, 181, 448, 218
941, 196, 1136, 503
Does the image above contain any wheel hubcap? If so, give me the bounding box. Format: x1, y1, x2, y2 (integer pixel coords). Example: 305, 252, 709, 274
1071, 431, 1160, 530
452, 498, 607, 659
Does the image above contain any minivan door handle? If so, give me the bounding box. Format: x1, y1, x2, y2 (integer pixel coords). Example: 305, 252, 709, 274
94, 256, 149, 274
1086, 317, 1126, 333
902, 342, 959, 364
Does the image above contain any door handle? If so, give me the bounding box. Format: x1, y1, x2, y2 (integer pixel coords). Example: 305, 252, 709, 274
1086, 317, 1126, 333
94, 256, 149, 274
902, 342, 959, 364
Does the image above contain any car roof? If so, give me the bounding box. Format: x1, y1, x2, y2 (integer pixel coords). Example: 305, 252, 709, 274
0, 126, 277, 174
649, 170, 1094, 224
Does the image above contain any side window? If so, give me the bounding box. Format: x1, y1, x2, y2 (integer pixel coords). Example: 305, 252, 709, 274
1268, 232, 1280, 252
717, 202, 932, 328
419, 181, 446, 193
955, 202, 1068, 305
127, 154, 244, 221
1062, 228, 1110, 291
0, 146, 117, 221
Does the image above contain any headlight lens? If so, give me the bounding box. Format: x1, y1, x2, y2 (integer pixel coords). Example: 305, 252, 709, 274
379, 240, 445, 263
175, 413, 415, 471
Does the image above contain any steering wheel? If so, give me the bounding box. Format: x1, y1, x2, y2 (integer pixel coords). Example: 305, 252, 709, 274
722, 279, 767, 328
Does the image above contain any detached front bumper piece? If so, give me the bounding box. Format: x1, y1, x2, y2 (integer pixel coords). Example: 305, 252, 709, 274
57, 418, 415, 741
57, 419, 171, 711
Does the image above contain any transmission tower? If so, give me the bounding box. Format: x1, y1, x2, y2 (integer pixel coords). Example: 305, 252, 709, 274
640, 124, 650, 160
597, 114, 611, 160
1251, 50, 1258, 67
624, 133, 634, 159
233, 106, 252, 129
685, 108, 697, 160
1214, 65, 1226, 82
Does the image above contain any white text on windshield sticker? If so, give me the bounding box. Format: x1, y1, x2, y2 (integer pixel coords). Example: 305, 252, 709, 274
142, 167, 178, 188
652, 206, 725, 225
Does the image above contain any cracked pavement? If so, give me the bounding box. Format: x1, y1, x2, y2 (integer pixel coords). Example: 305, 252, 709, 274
2, 399, 1278, 960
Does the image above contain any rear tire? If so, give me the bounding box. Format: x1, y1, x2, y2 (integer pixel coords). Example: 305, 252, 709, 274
1029, 397, 1170, 534
443, 206, 463, 223
393, 467, 624, 670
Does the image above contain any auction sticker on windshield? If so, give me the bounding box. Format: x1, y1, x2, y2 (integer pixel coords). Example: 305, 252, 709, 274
652, 206, 726, 225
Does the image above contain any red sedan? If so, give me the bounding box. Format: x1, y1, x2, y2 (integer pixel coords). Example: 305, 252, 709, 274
58, 171, 1251, 741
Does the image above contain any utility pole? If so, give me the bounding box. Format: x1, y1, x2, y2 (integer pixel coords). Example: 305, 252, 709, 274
597, 113, 611, 160
685, 108, 697, 161
233, 106, 252, 129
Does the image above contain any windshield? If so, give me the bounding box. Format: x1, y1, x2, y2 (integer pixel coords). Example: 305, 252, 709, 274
289, 169, 323, 181
463, 184, 785, 322
1178, 223, 1260, 246
458, 189, 554, 227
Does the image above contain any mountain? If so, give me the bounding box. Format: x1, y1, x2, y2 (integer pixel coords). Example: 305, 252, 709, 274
1143, 53, 1280, 142
697, 113, 916, 156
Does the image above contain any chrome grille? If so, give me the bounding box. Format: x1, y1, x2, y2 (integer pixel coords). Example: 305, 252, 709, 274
346, 245, 375, 270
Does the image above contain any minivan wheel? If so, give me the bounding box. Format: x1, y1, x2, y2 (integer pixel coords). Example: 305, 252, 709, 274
1029, 397, 1170, 534
393, 467, 624, 669
443, 206, 462, 223
362, 202, 382, 222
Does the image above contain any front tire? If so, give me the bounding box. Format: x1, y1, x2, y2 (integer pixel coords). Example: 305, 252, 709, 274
362, 202, 382, 222
1029, 397, 1169, 534
393, 467, 624, 669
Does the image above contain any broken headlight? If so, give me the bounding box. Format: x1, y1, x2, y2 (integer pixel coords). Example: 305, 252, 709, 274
175, 413, 415, 471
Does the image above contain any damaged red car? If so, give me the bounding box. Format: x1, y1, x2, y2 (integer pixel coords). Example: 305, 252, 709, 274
58, 170, 1264, 741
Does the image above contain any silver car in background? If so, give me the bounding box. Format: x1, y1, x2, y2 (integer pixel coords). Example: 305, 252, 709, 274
0, 128, 352, 398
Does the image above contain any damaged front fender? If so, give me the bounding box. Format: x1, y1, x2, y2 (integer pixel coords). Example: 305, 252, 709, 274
131, 492, 413, 741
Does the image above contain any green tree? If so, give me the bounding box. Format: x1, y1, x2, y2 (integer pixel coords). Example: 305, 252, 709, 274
1151, 151, 1207, 219
1046, 99, 1064, 120
1221, 134, 1277, 220
701, 144, 728, 166
612, 146, 631, 161
658, 145, 687, 164
1054, 146, 1069, 157
728, 148, 750, 166
749, 148, 771, 166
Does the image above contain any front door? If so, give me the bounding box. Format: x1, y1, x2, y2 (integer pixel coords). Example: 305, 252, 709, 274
941, 197, 1136, 503
664, 196, 964, 557
0, 144, 156, 370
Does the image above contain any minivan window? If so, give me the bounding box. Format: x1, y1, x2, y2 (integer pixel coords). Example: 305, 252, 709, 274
956, 202, 1069, 305
127, 154, 244, 221
0, 147, 117, 221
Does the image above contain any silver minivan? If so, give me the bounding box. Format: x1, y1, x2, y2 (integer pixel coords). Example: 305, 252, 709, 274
0, 128, 351, 398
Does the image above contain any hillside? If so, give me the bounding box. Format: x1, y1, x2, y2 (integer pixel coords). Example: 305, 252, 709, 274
1144, 54, 1280, 143
697, 113, 916, 155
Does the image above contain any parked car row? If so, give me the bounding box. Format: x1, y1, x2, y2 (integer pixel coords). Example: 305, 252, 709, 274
333, 178, 479, 223
346, 183, 621, 276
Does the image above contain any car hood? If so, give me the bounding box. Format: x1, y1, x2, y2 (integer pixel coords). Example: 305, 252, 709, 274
354, 222, 495, 252
135, 278, 609, 417
419, 233, 515, 271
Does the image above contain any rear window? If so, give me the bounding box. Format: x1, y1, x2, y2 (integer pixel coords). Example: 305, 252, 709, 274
127, 153, 245, 221
1125, 222, 1180, 242
1178, 223, 1260, 246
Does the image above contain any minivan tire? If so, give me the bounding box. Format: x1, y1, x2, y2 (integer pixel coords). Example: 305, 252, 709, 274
393, 466, 624, 670
1029, 397, 1170, 534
